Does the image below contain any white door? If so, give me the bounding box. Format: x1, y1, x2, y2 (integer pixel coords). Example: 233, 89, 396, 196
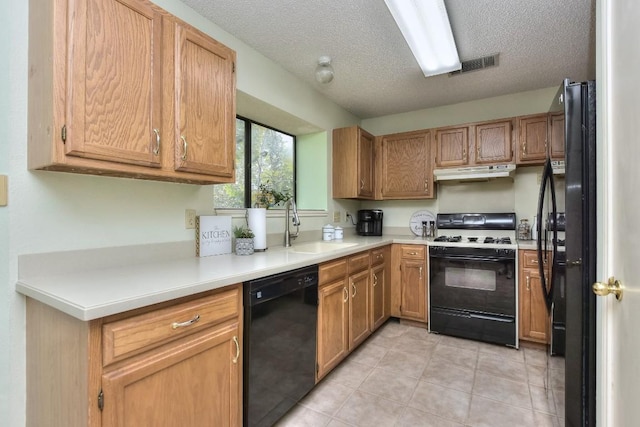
597, 0, 640, 425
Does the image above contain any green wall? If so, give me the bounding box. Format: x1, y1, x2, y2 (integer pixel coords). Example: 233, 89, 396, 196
297, 132, 328, 210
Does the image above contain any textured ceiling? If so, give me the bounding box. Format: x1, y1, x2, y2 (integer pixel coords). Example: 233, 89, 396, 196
180, 0, 596, 119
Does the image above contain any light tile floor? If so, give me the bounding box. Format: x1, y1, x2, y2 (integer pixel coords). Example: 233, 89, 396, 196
276, 319, 565, 427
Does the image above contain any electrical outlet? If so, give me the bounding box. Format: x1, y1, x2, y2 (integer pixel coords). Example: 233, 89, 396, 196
333, 211, 341, 222
185, 209, 196, 229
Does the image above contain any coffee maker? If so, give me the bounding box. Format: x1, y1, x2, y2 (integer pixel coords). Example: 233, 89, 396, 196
356, 209, 383, 236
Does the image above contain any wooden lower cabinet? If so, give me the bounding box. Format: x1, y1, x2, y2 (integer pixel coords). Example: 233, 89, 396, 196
391, 244, 428, 323
370, 246, 391, 331
519, 250, 550, 343
317, 248, 393, 381
317, 270, 350, 379
348, 268, 371, 349
26, 285, 242, 427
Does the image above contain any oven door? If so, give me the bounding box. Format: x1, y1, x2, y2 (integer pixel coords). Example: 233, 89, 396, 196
428, 246, 517, 346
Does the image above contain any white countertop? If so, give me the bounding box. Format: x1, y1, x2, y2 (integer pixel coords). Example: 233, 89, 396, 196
17, 235, 431, 321
517, 240, 538, 250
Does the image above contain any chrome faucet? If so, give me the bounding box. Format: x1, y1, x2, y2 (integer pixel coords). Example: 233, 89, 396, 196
284, 198, 300, 247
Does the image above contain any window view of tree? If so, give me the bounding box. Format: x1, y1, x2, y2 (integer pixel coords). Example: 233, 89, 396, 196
214, 117, 295, 208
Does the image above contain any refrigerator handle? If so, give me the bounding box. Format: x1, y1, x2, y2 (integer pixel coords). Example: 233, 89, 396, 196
537, 158, 558, 314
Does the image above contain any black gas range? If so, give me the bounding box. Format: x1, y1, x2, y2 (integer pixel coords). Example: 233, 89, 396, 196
428, 213, 518, 348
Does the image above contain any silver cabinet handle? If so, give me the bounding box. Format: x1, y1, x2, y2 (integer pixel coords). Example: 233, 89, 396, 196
171, 314, 200, 329
351, 282, 357, 298
360, 179, 365, 190
152, 128, 160, 156
343, 287, 349, 303
526, 276, 531, 291
408, 251, 418, 256
232, 336, 240, 364
419, 266, 423, 279
181, 135, 188, 160
373, 273, 378, 287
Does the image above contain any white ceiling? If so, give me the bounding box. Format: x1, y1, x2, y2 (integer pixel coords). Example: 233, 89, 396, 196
181, 0, 596, 120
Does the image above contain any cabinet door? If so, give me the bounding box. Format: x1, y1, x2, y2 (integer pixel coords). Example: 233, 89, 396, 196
66, 0, 163, 167
370, 263, 386, 331
474, 120, 513, 164
400, 258, 427, 321
348, 269, 371, 350
101, 322, 241, 427
317, 280, 349, 380
358, 130, 375, 198
520, 269, 549, 343
549, 113, 565, 160
435, 126, 469, 167
380, 131, 434, 199
174, 23, 236, 177
517, 114, 548, 164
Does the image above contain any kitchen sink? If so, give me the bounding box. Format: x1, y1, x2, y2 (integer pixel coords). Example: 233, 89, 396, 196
289, 241, 359, 254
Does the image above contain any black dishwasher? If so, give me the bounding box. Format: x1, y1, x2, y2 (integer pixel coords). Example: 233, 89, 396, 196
243, 265, 318, 427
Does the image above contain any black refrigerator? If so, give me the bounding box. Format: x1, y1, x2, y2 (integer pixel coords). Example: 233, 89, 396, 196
539, 79, 597, 426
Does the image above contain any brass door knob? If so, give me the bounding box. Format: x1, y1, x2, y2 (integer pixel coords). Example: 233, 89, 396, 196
592, 277, 623, 301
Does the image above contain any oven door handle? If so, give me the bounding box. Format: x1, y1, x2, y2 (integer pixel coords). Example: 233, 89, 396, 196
429, 254, 513, 263
469, 313, 513, 323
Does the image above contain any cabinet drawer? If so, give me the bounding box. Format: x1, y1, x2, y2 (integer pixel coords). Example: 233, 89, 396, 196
400, 245, 425, 260
320, 258, 347, 285
370, 248, 386, 266
522, 250, 548, 268
103, 287, 240, 366
349, 252, 370, 274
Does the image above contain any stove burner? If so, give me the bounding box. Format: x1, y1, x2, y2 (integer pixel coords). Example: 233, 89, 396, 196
434, 235, 462, 242
435, 235, 514, 245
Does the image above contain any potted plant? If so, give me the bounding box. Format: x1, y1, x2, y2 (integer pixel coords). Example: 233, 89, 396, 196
255, 182, 292, 209
233, 226, 255, 255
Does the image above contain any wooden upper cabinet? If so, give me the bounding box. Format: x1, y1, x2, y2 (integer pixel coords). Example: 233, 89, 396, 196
28, 0, 237, 184
358, 132, 375, 197
549, 112, 565, 160
173, 23, 235, 177
332, 126, 375, 199
474, 120, 514, 164
65, 0, 163, 168
517, 114, 549, 164
435, 126, 469, 167
379, 130, 434, 199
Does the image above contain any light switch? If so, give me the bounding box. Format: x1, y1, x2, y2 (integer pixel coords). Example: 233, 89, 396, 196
0, 175, 7, 206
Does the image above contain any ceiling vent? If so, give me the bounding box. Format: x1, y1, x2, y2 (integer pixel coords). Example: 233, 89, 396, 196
449, 53, 499, 76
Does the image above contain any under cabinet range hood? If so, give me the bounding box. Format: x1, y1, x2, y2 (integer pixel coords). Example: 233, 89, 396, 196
433, 164, 516, 182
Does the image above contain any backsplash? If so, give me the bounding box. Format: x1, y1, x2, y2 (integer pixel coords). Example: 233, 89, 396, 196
361, 165, 565, 232
438, 178, 515, 213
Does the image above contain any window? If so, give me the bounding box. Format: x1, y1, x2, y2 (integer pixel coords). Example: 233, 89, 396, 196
214, 116, 295, 208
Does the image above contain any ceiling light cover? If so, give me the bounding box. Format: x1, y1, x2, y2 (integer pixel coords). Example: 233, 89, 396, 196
384, 0, 461, 77
315, 56, 334, 84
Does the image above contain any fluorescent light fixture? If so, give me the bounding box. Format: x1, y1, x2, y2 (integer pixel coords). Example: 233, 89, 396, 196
384, 0, 461, 77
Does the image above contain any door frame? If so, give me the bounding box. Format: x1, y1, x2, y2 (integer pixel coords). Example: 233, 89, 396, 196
595, 0, 611, 424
